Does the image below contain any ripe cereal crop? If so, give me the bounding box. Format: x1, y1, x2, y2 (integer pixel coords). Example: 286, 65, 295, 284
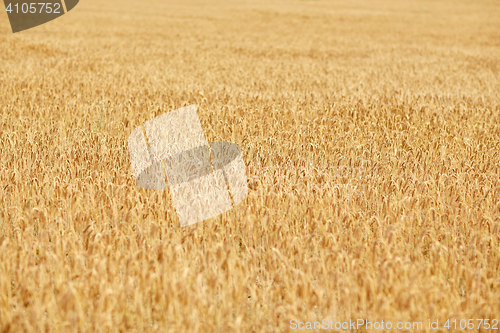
0, 0, 500, 332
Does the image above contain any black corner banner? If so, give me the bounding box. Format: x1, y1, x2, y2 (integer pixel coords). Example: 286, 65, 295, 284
64, 0, 77, 12
3, 0, 79, 33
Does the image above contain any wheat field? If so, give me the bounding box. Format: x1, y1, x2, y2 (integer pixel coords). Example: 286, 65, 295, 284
1, 0, 500, 332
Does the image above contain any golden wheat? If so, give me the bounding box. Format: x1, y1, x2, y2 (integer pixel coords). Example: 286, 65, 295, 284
0, 0, 500, 332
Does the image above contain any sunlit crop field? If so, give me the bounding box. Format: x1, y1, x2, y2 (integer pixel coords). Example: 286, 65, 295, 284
1, 0, 500, 332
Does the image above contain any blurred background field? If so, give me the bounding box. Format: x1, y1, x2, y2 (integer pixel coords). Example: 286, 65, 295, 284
0, 0, 500, 331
